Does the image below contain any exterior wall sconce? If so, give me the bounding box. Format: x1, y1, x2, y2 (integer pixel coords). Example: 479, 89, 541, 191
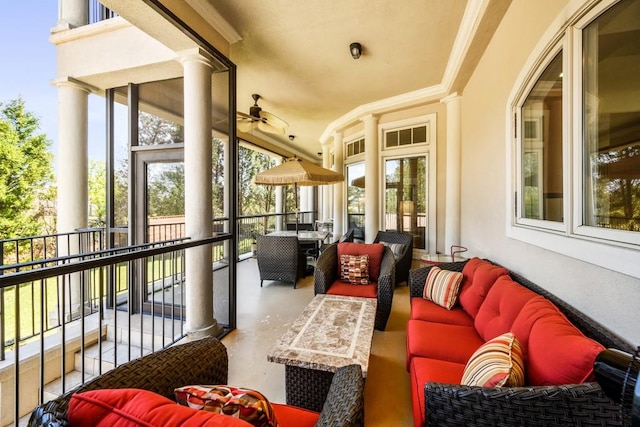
350, 42, 362, 59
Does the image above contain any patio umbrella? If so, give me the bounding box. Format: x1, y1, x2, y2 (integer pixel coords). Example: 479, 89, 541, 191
254, 156, 344, 231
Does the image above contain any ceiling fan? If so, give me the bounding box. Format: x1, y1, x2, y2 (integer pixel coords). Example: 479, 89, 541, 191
237, 94, 288, 135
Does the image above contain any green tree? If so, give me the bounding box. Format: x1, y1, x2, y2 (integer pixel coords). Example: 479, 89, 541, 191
88, 160, 106, 227
0, 98, 54, 238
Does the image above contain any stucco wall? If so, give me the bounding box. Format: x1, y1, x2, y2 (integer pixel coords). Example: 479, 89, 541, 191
460, 0, 640, 344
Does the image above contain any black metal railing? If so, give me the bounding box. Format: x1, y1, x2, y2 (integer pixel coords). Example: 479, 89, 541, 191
0, 235, 226, 424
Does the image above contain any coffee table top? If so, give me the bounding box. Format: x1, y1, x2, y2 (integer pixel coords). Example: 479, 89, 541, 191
267, 294, 376, 377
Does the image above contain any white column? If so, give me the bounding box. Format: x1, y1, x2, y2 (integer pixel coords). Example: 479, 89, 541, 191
54, 78, 89, 319
322, 143, 332, 222
300, 184, 310, 221
362, 115, 379, 242
181, 50, 221, 339
442, 93, 462, 251
332, 132, 344, 239
56, 0, 88, 30
274, 158, 284, 231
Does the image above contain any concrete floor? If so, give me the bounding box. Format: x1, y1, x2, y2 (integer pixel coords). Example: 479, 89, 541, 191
223, 257, 413, 427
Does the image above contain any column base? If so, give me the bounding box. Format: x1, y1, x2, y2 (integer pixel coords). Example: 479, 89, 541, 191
185, 319, 223, 340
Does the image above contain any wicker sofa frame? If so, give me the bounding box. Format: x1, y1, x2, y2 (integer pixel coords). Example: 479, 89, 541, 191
28, 337, 365, 427
409, 260, 635, 426
373, 230, 413, 286
314, 242, 395, 331
257, 234, 307, 288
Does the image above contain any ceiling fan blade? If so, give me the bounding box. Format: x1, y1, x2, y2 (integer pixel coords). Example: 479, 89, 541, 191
259, 110, 288, 130
237, 120, 255, 133
257, 120, 286, 135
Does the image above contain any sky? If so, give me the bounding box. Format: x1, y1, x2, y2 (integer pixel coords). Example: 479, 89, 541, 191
0, 2, 105, 168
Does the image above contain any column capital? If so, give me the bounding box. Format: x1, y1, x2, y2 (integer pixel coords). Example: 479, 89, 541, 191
440, 92, 461, 104
177, 48, 216, 70
359, 113, 379, 124
51, 76, 95, 94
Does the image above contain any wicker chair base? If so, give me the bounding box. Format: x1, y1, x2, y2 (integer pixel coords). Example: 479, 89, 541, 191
285, 365, 336, 412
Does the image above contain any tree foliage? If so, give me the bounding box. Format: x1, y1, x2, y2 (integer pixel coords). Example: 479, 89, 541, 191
0, 98, 54, 238
238, 146, 278, 215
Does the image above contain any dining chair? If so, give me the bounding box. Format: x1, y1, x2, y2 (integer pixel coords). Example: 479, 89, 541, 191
256, 235, 307, 288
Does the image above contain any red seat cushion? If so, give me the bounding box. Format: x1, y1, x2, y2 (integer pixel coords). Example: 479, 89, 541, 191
337, 242, 385, 281
272, 403, 319, 427
68, 388, 252, 426
409, 358, 465, 427
473, 276, 538, 342
327, 280, 378, 298
458, 262, 508, 318
410, 297, 474, 326
406, 320, 484, 369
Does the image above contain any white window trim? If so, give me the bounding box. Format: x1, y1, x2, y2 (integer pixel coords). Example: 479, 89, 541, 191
506, 0, 640, 279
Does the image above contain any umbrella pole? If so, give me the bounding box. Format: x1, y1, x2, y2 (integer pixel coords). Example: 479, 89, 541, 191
295, 183, 299, 234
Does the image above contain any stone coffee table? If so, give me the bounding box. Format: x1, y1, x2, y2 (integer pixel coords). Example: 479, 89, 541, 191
267, 294, 377, 412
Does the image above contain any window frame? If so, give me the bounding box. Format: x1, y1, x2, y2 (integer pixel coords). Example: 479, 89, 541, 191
507, 0, 640, 279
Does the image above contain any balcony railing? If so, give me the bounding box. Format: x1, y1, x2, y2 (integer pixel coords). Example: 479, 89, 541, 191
0, 235, 227, 425
88, 0, 118, 24
0, 211, 310, 353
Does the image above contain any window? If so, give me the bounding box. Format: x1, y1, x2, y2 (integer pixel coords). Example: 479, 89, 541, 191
581, 0, 640, 234
519, 52, 563, 223
346, 138, 365, 157
385, 125, 428, 148
509, 0, 640, 277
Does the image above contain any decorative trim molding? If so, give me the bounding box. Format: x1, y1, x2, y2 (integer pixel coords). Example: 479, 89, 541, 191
187, 0, 242, 44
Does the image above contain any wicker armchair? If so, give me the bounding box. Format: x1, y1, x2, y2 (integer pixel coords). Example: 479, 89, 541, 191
314, 243, 395, 331
28, 337, 365, 427
257, 234, 307, 288
409, 261, 635, 426
374, 230, 413, 286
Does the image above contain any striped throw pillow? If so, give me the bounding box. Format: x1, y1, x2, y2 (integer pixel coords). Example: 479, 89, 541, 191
461, 332, 525, 387
422, 266, 464, 309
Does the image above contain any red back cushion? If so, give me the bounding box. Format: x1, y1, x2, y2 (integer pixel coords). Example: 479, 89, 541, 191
68, 388, 252, 427
511, 296, 561, 361
474, 276, 538, 342
460, 257, 484, 293
337, 242, 385, 281
458, 262, 508, 318
526, 310, 605, 385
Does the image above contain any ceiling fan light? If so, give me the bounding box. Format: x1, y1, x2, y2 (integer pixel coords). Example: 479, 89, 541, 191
350, 42, 362, 59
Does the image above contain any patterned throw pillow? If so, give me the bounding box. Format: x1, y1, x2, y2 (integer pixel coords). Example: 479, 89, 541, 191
461, 332, 525, 387
175, 384, 279, 427
423, 266, 464, 309
380, 241, 405, 260
339, 254, 370, 284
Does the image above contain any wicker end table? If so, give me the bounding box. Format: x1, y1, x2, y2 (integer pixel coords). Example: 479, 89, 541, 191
267, 294, 376, 412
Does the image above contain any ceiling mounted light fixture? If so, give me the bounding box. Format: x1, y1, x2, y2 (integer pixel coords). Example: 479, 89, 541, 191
288, 135, 295, 141
350, 42, 362, 59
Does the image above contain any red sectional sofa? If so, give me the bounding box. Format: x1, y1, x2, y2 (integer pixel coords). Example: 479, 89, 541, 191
407, 258, 634, 427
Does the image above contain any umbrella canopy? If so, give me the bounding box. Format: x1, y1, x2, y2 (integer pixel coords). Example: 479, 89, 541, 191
254, 157, 344, 186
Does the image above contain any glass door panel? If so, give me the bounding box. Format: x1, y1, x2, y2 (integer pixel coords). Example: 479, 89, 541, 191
346, 162, 365, 241
384, 156, 427, 250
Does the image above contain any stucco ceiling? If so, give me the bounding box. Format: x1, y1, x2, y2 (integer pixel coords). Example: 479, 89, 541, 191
213, 0, 467, 158
100, 0, 510, 159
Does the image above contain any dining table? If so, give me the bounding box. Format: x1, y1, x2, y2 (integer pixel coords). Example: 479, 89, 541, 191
267, 229, 330, 243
